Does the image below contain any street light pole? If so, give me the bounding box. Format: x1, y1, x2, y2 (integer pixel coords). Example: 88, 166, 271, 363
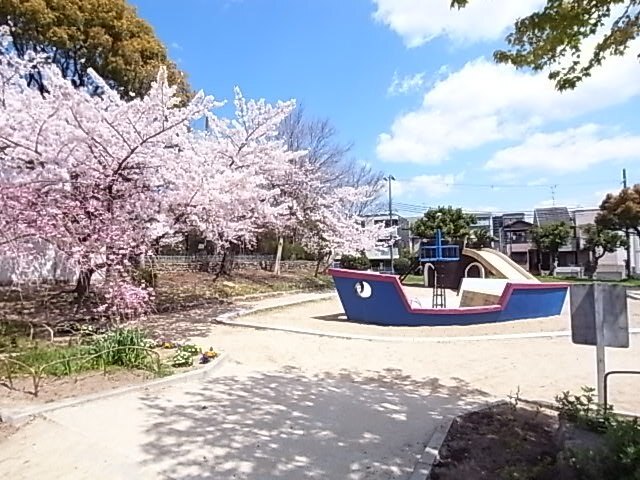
623, 168, 632, 278
386, 175, 396, 273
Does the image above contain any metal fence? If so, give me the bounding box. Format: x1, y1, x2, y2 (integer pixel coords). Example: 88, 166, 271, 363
152, 254, 275, 265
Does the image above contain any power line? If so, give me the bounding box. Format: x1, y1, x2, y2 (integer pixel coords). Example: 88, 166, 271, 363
392, 202, 600, 216
390, 178, 619, 189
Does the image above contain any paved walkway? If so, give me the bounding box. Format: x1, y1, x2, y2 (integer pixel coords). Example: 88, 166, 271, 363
0, 361, 486, 480
2, 290, 639, 479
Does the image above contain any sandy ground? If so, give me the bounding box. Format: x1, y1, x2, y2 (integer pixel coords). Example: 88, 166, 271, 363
237, 296, 574, 337
235, 287, 640, 338
1, 290, 639, 479
205, 316, 640, 413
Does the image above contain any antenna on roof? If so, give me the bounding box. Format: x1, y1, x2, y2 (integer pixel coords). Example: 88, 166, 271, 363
550, 184, 557, 206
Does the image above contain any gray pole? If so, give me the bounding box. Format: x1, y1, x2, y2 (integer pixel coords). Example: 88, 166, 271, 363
387, 175, 395, 273
623, 169, 631, 278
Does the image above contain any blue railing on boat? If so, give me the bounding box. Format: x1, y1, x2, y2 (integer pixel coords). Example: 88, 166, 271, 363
418, 229, 460, 262
419, 244, 460, 262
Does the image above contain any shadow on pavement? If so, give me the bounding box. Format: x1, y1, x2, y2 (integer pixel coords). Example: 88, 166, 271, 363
139, 366, 490, 479
144, 304, 238, 340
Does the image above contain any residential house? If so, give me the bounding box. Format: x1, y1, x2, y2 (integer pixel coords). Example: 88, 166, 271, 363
497, 206, 638, 277
573, 208, 639, 279
502, 219, 536, 271
497, 207, 579, 274
360, 213, 405, 271
492, 213, 526, 252
532, 207, 578, 271
470, 212, 493, 231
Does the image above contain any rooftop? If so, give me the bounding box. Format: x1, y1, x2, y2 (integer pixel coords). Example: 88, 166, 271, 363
533, 207, 572, 226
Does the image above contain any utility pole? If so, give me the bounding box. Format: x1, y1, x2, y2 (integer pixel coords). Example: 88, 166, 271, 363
623, 169, 632, 278
386, 175, 396, 273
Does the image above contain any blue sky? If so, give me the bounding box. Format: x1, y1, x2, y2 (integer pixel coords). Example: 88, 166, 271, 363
131, 0, 640, 217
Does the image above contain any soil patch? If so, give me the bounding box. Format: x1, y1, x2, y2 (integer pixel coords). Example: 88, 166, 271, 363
0, 369, 157, 408
0, 270, 331, 338
155, 269, 331, 311
0, 420, 18, 442
430, 404, 577, 480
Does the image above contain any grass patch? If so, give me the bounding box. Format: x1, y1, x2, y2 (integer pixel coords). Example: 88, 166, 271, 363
1, 328, 165, 396
401, 274, 425, 286
537, 276, 640, 286
9, 343, 95, 376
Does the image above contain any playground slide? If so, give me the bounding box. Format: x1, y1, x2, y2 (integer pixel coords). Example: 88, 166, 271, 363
463, 248, 539, 282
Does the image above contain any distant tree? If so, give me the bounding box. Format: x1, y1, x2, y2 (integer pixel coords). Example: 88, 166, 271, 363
339, 253, 370, 271
581, 224, 627, 279
451, 0, 640, 91
279, 105, 384, 215
531, 222, 572, 275
596, 185, 640, 236
0, 0, 190, 99
468, 228, 494, 249
411, 206, 476, 242
392, 257, 412, 276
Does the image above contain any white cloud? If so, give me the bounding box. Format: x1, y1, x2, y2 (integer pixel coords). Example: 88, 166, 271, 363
372, 0, 544, 47
395, 172, 464, 199
486, 124, 640, 174
376, 44, 640, 165
388, 71, 425, 96
171, 42, 183, 51
527, 177, 549, 186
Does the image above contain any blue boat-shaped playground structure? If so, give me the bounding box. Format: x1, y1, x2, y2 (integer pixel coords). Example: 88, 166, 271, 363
328, 230, 568, 327
328, 268, 569, 327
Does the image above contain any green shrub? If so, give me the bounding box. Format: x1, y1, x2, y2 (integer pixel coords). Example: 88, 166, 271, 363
171, 350, 193, 368
283, 241, 313, 260
179, 344, 201, 356
393, 257, 413, 275
340, 253, 370, 271
557, 386, 640, 479
88, 328, 157, 371
556, 386, 614, 432
570, 417, 640, 480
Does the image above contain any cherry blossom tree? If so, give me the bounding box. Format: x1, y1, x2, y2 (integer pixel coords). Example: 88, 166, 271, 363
0, 28, 384, 320
298, 182, 388, 276
0, 32, 215, 315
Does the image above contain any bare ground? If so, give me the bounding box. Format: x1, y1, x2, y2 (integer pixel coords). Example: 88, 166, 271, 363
0, 269, 331, 337
0, 271, 329, 411
0, 419, 17, 442
0, 369, 156, 407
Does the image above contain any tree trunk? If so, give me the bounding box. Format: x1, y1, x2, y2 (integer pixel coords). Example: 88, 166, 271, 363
321, 249, 336, 275
74, 268, 94, 312
589, 258, 599, 279
214, 250, 227, 280
314, 249, 330, 277
550, 252, 557, 276
215, 247, 235, 279
273, 236, 284, 276
314, 255, 324, 278
589, 251, 606, 279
